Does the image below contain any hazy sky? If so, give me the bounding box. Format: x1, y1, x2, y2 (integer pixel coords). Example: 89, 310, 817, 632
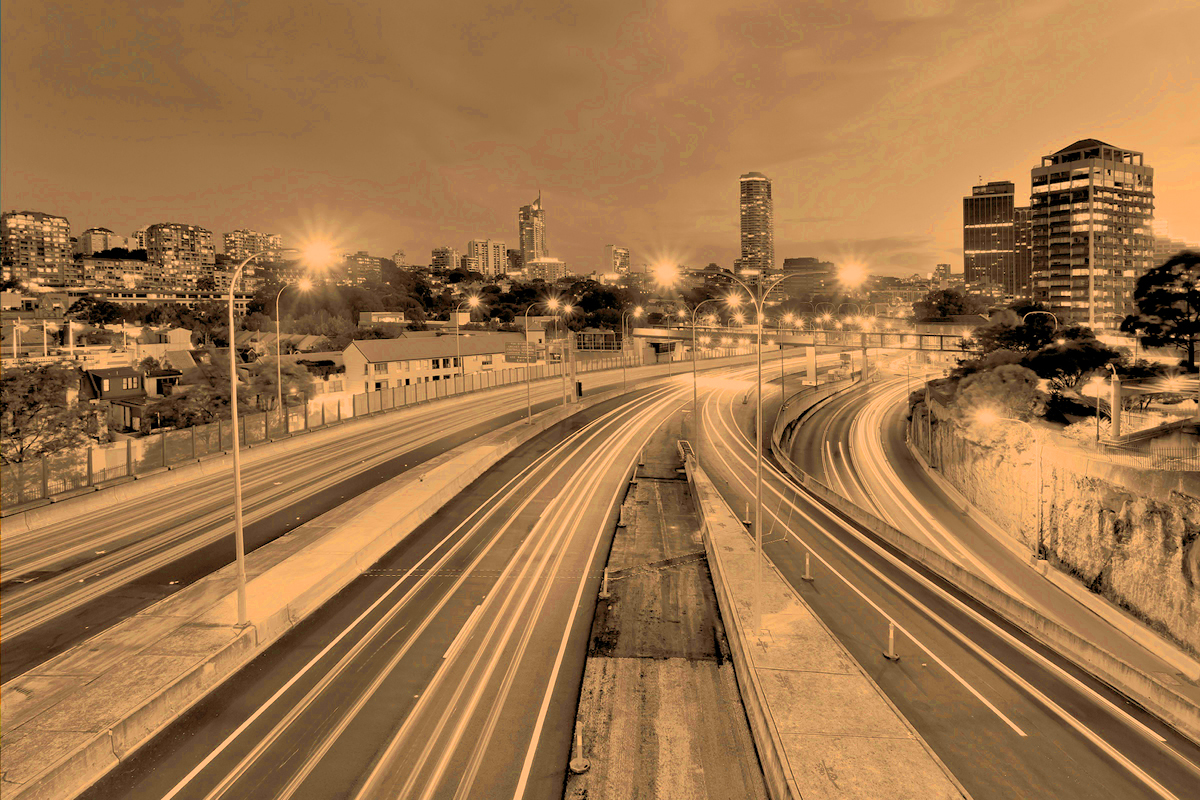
3, 0, 1197, 277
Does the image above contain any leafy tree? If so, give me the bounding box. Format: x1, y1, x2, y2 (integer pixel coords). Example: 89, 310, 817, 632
196, 275, 218, 291
1, 365, 97, 463
91, 247, 148, 261
249, 358, 314, 408
963, 309, 1057, 355
912, 289, 982, 321
1023, 335, 1119, 393
950, 364, 1043, 433
68, 295, 124, 327
138, 355, 162, 373
1121, 250, 1200, 370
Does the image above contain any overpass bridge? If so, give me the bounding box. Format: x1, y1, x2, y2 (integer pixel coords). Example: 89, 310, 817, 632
632, 326, 978, 353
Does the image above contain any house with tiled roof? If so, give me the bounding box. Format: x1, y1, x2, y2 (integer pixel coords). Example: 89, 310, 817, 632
343, 332, 524, 393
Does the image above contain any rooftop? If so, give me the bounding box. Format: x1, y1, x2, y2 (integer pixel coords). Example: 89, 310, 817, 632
346, 332, 524, 363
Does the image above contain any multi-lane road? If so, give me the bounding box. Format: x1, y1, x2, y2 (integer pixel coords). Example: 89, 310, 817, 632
697, 369, 1200, 800
77, 358, 837, 800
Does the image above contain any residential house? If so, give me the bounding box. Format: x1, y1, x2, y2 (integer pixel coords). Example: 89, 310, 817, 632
343, 332, 523, 393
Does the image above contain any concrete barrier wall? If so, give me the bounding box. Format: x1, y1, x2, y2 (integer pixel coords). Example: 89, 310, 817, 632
766, 429, 1200, 747
5, 381, 648, 800
686, 459, 800, 800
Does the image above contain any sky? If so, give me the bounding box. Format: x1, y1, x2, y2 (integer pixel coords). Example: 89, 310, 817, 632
3, 0, 1198, 278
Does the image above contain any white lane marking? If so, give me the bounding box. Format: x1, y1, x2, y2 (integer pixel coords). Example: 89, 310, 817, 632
160, 391, 671, 800
710, 386, 1186, 781
443, 605, 482, 660
510, 395, 692, 800
702, 393, 1028, 737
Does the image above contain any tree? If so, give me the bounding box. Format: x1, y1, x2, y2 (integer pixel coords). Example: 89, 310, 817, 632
249, 359, 315, 408
1121, 250, 1200, 370
1, 365, 97, 463
950, 364, 1043, 434
196, 275, 218, 291
68, 295, 124, 327
912, 289, 982, 321
963, 309, 1056, 355
1023, 335, 1120, 393
138, 355, 162, 373
91, 247, 147, 261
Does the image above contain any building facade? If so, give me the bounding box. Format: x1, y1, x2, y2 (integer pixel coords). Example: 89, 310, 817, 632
1, 210, 73, 285
144, 223, 216, 289
224, 229, 283, 262
780, 257, 836, 297
344, 333, 524, 393
431, 246, 461, 271
525, 257, 568, 283
518, 194, 547, 267
1030, 139, 1154, 328
467, 238, 507, 276
77, 227, 137, 256
736, 172, 774, 275
606, 245, 630, 274
341, 250, 383, 285
963, 181, 1018, 295
1013, 205, 1033, 299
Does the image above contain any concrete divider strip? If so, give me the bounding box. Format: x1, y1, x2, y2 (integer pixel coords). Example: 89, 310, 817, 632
686, 458, 969, 800
0, 383, 640, 800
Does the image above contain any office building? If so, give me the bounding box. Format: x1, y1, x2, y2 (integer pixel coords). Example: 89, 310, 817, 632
525, 257, 568, 283
341, 250, 383, 285
1153, 233, 1199, 268
934, 263, 952, 283
780, 257, 836, 297
507, 248, 523, 274
735, 172, 774, 275
963, 181, 1019, 295
1, 210, 74, 286
144, 223, 216, 289
431, 246, 461, 271
467, 238, 507, 276
606, 245, 630, 274
1030, 139, 1154, 328
224, 229, 283, 262
1013, 206, 1033, 298
392, 249, 405, 266
518, 193, 547, 267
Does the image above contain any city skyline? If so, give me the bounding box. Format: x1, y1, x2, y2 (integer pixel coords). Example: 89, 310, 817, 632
3, 1, 1199, 278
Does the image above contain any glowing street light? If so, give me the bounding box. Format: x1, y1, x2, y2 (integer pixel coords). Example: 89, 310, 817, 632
621, 306, 644, 394
839, 262, 867, 287
229, 243, 334, 626
455, 295, 483, 383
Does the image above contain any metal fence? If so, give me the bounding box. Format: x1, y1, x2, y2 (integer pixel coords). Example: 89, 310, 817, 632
1098, 442, 1200, 471
1, 349, 743, 509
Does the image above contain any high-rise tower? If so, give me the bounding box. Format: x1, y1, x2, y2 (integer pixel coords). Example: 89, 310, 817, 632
963, 181, 1016, 295
736, 172, 774, 275
1030, 139, 1154, 328
518, 193, 547, 267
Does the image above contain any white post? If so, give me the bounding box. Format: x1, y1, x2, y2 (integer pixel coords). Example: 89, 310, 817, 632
884, 621, 900, 661
803, 550, 813, 582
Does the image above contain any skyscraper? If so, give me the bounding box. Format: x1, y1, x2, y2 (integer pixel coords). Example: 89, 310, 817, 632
606, 245, 630, 274
518, 193, 547, 267
736, 172, 774, 275
468, 238, 508, 276
1030, 139, 1154, 328
963, 181, 1016, 295
1013, 206, 1033, 299
1, 210, 73, 285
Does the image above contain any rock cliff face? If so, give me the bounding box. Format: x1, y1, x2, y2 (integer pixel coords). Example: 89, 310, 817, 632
911, 401, 1200, 655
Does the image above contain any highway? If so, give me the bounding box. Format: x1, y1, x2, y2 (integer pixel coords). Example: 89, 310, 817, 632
696, 370, 1200, 800
78, 379, 701, 799
791, 365, 1200, 693
0, 353, 762, 680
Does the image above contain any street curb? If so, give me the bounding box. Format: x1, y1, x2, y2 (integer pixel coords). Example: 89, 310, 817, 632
769, 400, 1200, 749
1, 382, 647, 800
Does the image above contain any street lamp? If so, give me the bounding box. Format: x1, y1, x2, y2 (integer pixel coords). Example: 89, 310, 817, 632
227, 243, 331, 626
975, 409, 1044, 559
557, 303, 575, 404
523, 299, 557, 423
670, 266, 793, 633
455, 296, 482, 385
274, 277, 313, 417
620, 306, 644, 394
687, 298, 727, 423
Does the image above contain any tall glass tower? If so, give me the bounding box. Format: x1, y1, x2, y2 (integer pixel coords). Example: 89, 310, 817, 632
736, 172, 774, 275
518, 193, 547, 268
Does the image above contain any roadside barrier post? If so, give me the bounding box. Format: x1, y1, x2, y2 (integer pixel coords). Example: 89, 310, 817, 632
803, 550, 814, 582
884, 621, 900, 661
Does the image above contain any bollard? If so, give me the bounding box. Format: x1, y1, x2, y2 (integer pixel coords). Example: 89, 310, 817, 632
599, 568, 611, 600
569, 728, 591, 774
802, 550, 814, 582
637, 448, 644, 467
743, 501, 751, 527
883, 621, 900, 661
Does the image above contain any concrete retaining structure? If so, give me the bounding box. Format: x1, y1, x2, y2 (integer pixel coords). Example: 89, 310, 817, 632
686, 458, 968, 800
769, 396, 1200, 748
0, 381, 646, 800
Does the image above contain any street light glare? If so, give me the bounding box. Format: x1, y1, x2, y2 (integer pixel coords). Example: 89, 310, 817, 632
297, 278, 314, 292
726, 294, 742, 308
563, 304, 574, 314
468, 296, 482, 308
839, 263, 867, 286
299, 242, 337, 270
546, 298, 560, 311
633, 306, 644, 317
974, 409, 1001, 427
652, 263, 679, 286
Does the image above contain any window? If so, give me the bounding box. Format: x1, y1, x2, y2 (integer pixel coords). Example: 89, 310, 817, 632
373, 363, 387, 373
432, 375, 440, 381
430, 359, 439, 370
102, 379, 110, 391
452, 357, 460, 367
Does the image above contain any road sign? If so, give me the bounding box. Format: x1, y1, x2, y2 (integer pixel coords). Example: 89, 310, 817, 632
505, 342, 538, 363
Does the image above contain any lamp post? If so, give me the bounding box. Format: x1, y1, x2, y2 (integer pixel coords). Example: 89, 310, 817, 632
679, 268, 792, 633
620, 306, 644, 394
455, 296, 482, 387
227, 244, 330, 626
555, 303, 575, 405
522, 299, 556, 423
274, 278, 313, 419
687, 298, 725, 416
